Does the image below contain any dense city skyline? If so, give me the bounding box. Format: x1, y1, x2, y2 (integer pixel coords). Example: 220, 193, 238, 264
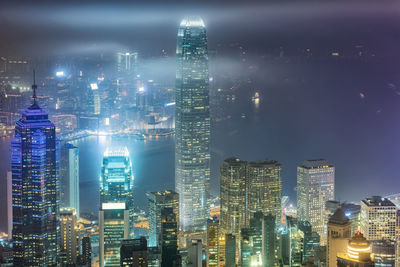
1, 1, 400, 266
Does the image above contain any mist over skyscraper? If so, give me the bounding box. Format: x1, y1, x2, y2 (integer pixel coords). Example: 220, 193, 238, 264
175, 16, 210, 232
1, 2, 400, 266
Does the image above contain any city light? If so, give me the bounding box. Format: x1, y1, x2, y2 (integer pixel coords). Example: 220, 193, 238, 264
90, 83, 98, 90
56, 71, 65, 77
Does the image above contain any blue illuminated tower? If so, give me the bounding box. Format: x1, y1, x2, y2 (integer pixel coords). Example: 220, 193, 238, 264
175, 16, 210, 231
11, 77, 59, 266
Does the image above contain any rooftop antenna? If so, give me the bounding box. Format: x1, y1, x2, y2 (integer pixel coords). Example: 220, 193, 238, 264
32, 69, 37, 104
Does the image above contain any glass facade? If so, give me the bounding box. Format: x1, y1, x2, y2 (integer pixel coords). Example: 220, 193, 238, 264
60, 143, 80, 218
297, 159, 334, 245
11, 95, 59, 266
175, 16, 210, 231
99, 146, 133, 267
100, 146, 134, 235
147, 190, 179, 247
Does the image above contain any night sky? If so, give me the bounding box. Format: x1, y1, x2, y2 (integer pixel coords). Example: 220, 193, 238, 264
2, 0, 400, 205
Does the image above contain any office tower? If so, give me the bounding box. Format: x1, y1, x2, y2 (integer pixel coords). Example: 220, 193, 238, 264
161, 208, 180, 267
100, 146, 134, 235
225, 234, 236, 267
337, 232, 374, 267
175, 16, 210, 231
120, 237, 148, 267
297, 159, 335, 245
326, 207, 351, 267
262, 215, 276, 267
286, 216, 303, 267
220, 158, 247, 247
206, 217, 218, 267
99, 203, 129, 267
88, 83, 101, 115
81, 236, 92, 267
298, 221, 320, 263
147, 190, 179, 247
247, 159, 282, 226
371, 240, 395, 266
60, 207, 79, 266
60, 143, 80, 217
6, 171, 12, 240
11, 81, 59, 266
360, 196, 396, 241
100, 146, 132, 266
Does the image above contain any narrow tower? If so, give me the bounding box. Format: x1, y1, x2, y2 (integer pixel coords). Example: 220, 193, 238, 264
175, 16, 210, 231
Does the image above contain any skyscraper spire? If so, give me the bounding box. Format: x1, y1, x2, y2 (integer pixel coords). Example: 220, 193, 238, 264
32, 70, 37, 104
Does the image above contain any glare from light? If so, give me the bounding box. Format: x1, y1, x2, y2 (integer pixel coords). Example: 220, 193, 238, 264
90, 83, 98, 90
56, 71, 65, 77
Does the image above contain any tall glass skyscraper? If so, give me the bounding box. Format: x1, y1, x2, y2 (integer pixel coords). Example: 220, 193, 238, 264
147, 190, 179, 247
99, 146, 133, 267
175, 16, 210, 231
60, 143, 80, 218
12, 82, 59, 266
297, 159, 335, 245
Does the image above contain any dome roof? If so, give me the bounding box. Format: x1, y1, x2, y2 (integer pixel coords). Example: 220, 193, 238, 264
328, 207, 350, 225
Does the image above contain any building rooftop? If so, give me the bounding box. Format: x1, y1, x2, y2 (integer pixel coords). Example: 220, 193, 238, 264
362, 196, 396, 207
328, 207, 350, 225
180, 17, 205, 28
299, 159, 333, 169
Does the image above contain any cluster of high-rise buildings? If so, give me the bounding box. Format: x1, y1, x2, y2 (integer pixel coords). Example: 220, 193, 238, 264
2, 15, 400, 267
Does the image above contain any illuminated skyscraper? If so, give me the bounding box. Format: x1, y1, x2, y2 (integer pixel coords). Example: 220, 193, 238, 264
11, 81, 59, 266
297, 159, 334, 245
60, 207, 79, 266
360, 196, 396, 241
147, 190, 179, 247
99, 147, 134, 267
247, 159, 282, 226
220, 158, 247, 254
117, 52, 138, 74
100, 146, 134, 234
6, 171, 12, 241
206, 217, 219, 267
175, 16, 210, 231
60, 143, 80, 218
100, 203, 129, 267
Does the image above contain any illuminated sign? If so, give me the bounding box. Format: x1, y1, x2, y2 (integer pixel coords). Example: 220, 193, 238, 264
102, 203, 125, 210
90, 83, 98, 90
